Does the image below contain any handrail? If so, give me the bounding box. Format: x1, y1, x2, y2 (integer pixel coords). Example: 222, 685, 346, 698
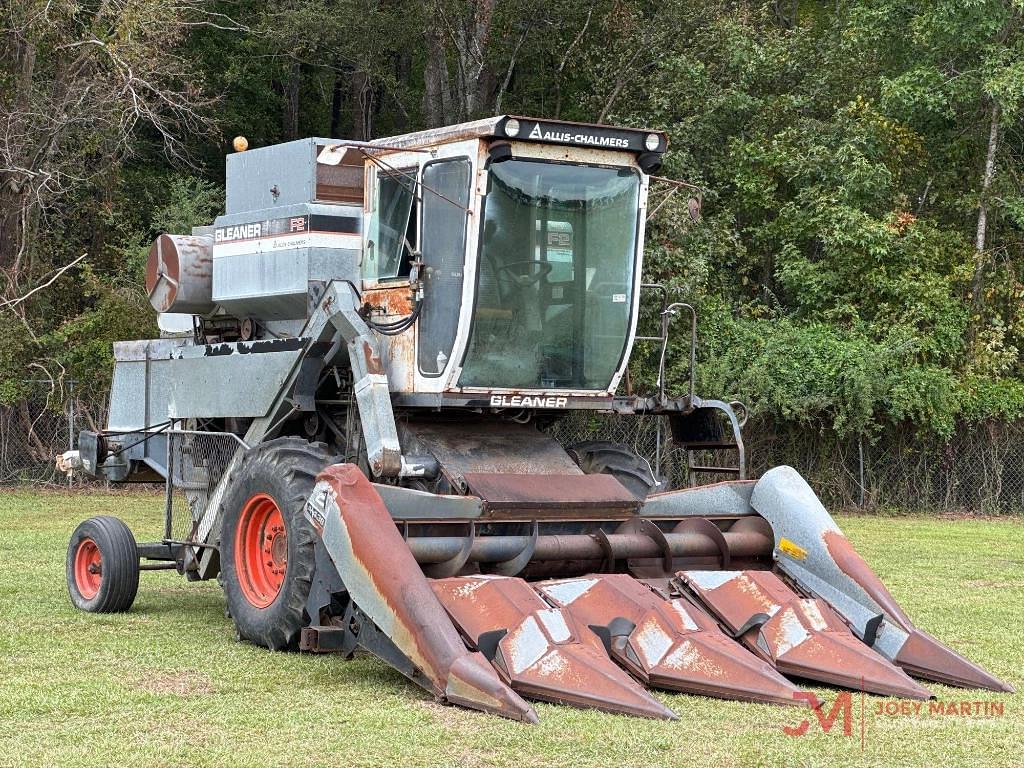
638, 284, 699, 406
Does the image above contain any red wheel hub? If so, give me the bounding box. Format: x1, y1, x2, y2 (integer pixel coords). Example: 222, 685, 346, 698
74, 537, 103, 599
235, 493, 288, 608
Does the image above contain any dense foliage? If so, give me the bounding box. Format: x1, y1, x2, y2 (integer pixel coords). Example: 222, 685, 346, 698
2, 0, 1023, 438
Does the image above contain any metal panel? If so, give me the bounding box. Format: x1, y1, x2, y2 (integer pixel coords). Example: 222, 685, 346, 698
107, 360, 149, 431
163, 352, 300, 420
750, 465, 1013, 692
307, 464, 537, 722
113, 338, 192, 362
404, 420, 584, 480
641, 480, 756, 518
536, 574, 803, 706
212, 202, 362, 321
226, 138, 320, 214
431, 575, 675, 719
463, 472, 638, 519
679, 569, 931, 699
107, 340, 303, 429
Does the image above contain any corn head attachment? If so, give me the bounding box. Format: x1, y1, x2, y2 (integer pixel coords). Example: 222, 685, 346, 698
300, 462, 1010, 722
678, 569, 931, 699
432, 575, 676, 719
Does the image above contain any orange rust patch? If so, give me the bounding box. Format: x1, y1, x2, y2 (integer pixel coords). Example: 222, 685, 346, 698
822, 529, 913, 631
363, 285, 415, 316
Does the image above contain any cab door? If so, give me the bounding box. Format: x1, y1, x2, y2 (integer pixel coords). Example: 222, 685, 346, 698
415, 156, 473, 379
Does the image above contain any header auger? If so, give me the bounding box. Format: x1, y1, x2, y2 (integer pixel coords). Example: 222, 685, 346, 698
62, 115, 1011, 722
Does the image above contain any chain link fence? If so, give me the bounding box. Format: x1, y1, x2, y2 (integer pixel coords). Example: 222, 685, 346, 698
0, 380, 104, 486
166, 430, 244, 542
4, 381, 1024, 514
549, 413, 1024, 515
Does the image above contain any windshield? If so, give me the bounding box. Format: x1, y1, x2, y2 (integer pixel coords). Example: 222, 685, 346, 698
459, 159, 640, 390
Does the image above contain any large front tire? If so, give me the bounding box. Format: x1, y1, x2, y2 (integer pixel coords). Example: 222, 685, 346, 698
219, 438, 335, 650
567, 440, 661, 499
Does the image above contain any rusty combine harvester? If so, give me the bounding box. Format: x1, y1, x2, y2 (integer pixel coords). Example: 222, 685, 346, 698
62, 116, 1012, 721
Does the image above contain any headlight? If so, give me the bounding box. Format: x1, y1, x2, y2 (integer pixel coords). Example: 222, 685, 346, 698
504, 118, 521, 138
644, 133, 660, 152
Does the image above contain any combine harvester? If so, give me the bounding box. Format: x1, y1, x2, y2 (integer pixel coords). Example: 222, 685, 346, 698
62, 116, 1012, 721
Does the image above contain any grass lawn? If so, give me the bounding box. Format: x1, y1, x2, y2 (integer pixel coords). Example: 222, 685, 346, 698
0, 490, 1020, 767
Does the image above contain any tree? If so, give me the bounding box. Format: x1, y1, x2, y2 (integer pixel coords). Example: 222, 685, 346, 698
0, 0, 231, 306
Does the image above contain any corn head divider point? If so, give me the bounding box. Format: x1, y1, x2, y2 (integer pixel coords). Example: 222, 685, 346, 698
61, 115, 1012, 724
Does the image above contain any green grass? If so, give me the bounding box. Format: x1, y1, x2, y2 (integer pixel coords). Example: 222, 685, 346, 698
0, 490, 1020, 768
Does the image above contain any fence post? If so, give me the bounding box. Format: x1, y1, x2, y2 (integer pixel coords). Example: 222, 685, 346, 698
66, 379, 75, 489
858, 433, 865, 508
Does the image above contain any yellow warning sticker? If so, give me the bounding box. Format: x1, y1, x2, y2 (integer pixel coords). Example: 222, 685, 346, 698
779, 538, 808, 560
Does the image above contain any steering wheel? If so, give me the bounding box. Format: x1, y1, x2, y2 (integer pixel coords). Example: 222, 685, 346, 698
497, 260, 554, 287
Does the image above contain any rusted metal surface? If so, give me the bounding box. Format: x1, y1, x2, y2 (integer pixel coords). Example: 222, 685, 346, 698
821, 529, 1013, 692
431, 575, 676, 719
463, 472, 639, 519
146, 233, 214, 315
679, 570, 932, 700
362, 284, 415, 317
752, 466, 1013, 693
536, 574, 804, 706
894, 629, 1014, 692
307, 464, 537, 722
403, 421, 584, 490
821, 529, 913, 631
399, 521, 772, 577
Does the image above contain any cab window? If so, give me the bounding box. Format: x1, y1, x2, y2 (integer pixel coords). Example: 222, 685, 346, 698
365, 168, 417, 281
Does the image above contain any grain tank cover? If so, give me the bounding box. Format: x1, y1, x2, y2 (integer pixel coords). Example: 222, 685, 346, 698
225, 137, 364, 214
212, 138, 365, 321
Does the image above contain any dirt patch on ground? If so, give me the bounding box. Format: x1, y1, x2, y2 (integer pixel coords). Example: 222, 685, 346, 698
136, 671, 215, 697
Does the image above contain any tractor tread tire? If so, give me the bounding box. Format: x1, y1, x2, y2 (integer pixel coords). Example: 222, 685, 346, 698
67, 516, 140, 613
219, 437, 337, 651
567, 440, 661, 499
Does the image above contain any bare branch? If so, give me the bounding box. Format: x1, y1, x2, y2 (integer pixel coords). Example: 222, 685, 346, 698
0, 253, 87, 310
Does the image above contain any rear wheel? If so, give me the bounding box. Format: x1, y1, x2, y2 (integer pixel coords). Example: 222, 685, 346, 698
567, 441, 661, 499
219, 438, 335, 650
66, 516, 139, 612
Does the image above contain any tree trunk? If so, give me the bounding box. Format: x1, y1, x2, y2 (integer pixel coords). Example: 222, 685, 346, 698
455, 0, 496, 120
350, 70, 374, 140
330, 73, 344, 138
971, 101, 1000, 312
282, 59, 302, 140
423, 20, 452, 128
392, 51, 412, 133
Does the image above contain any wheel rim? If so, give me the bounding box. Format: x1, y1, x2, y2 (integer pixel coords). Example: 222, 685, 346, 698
74, 537, 103, 599
235, 493, 288, 609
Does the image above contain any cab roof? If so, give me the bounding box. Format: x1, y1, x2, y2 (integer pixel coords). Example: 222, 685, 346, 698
367, 115, 668, 155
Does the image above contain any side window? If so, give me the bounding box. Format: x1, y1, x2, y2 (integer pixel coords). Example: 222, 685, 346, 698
365, 168, 416, 281
418, 159, 471, 375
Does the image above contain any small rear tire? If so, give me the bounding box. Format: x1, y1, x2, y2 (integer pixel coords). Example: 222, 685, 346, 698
67, 516, 140, 613
567, 441, 662, 499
